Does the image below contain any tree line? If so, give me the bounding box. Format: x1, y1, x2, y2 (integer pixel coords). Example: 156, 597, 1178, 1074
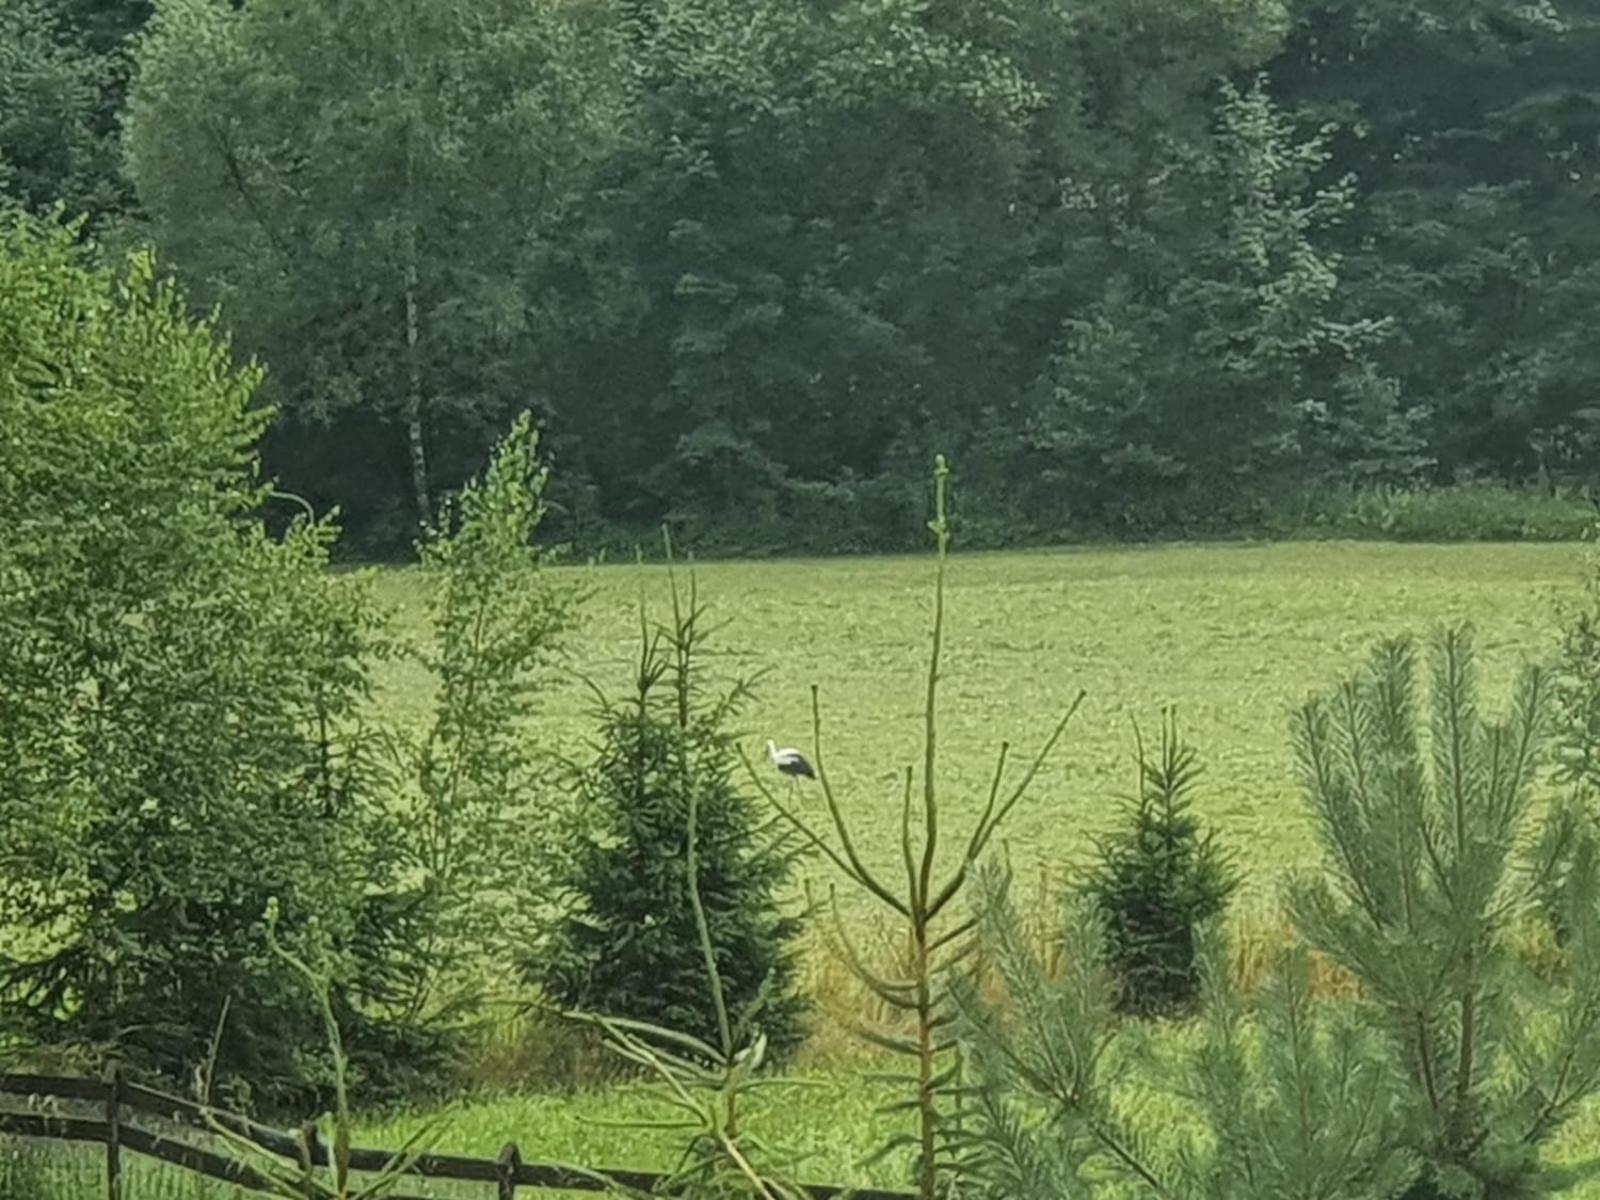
3, 0, 1598, 554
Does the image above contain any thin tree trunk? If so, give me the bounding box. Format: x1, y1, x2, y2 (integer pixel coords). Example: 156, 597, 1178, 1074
403, 264, 432, 527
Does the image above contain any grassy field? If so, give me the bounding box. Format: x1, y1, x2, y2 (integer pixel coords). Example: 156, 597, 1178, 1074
374, 538, 1584, 914
8, 539, 1600, 1198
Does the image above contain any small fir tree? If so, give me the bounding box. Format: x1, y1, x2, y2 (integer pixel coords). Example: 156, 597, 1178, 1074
533, 565, 808, 1061
1290, 626, 1600, 1199
1085, 710, 1237, 1016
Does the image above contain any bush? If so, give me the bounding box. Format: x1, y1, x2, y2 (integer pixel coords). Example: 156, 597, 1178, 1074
0, 215, 570, 1112
531, 565, 808, 1062
355, 412, 575, 1037
0, 213, 388, 1109
1084, 710, 1236, 1016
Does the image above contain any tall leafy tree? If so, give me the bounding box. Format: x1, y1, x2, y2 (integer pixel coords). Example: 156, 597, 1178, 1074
0, 213, 384, 1107
103, 0, 1600, 548
535, 0, 1050, 536
125, 0, 627, 543
543, 0, 1402, 541
983, 65, 1410, 530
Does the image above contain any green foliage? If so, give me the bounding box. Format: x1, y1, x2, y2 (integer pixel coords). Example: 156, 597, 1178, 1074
950, 868, 1419, 1200
124, 0, 628, 536
201, 900, 447, 1200
1274, 0, 1600, 492
1289, 627, 1600, 1197
566, 763, 815, 1200
993, 74, 1405, 531
0, 0, 1580, 551
0, 0, 141, 225
1272, 484, 1598, 542
1178, 936, 1419, 1200
1554, 538, 1600, 795
364, 412, 574, 1029
0, 212, 382, 1108
535, 561, 808, 1064
947, 866, 1166, 1198
0, 213, 569, 1113
1085, 711, 1237, 1016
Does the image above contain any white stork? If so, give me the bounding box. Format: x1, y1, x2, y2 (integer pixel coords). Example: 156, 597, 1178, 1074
766, 739, 816, 780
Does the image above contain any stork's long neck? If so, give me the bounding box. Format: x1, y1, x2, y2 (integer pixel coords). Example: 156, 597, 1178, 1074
766, 739, 778, 761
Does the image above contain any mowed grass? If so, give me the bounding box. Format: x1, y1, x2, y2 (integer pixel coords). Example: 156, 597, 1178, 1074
371, 538, 1584, 917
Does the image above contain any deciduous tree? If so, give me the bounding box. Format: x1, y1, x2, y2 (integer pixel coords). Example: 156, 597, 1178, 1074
125, 0, 627, 542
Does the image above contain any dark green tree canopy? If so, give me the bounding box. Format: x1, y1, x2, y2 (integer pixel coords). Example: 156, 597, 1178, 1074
0, 0, 1579, 551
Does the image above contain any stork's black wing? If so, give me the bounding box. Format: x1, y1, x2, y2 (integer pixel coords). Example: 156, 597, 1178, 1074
780, 753, 816, 779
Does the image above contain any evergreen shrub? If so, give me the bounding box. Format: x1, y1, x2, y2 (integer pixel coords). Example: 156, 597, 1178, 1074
1085, 711, 1237, 1016
532, 568, 808, 1061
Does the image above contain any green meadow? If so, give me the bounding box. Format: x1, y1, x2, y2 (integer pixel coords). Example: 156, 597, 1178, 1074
375, 538, 1582, 914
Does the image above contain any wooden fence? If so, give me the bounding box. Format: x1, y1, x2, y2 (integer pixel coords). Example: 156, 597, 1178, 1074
0, 1072, 916, 1200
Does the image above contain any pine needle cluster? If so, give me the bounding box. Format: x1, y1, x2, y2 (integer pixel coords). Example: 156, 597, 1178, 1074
1289, 627, 1600, 1197
949, 866, 1414, 1200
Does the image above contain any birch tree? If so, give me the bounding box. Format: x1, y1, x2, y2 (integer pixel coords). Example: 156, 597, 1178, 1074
126, 0, 628, 531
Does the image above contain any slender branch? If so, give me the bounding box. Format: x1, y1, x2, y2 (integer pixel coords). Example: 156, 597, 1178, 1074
968, 691, 1086, 865
806, 686, 911, 916
738, 746, 895, 908
686, 768, 733, 1060
918, 457, 950, 915
901, 766, 921, 920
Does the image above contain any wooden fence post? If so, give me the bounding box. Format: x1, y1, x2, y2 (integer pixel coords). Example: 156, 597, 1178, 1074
103, 1066, 122, 1200
496, 1141, 521, 1200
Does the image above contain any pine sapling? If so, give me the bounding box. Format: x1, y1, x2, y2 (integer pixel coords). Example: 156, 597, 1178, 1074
947, 864, 1169, 1198
1289, 626, 1600, 1197
1176, 933, 1418, 1200
743, 455, 1084, 1199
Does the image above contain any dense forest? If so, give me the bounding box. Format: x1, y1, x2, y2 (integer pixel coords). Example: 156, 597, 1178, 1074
4, 0, 1598, 554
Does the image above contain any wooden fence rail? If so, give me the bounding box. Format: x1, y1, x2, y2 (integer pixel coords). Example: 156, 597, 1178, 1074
0, 1072, 916, 1200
